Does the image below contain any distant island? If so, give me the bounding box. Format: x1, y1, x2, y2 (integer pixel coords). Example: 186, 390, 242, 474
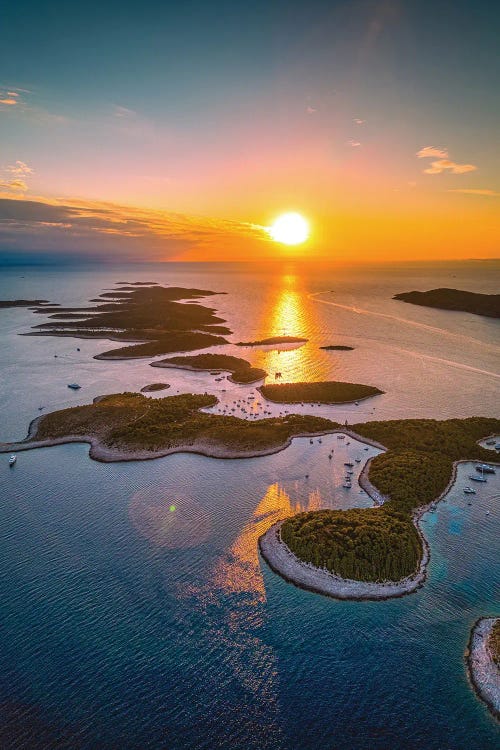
259, 380, 383, 404
236, 336, 308, 347
152, 353, 267, 384
0, 299, 52, 308
140, 383, 171, 393
8, 282, 231, 358
467, 618, 500, 719
394, 288, 500, 318
320, 345, 354, 351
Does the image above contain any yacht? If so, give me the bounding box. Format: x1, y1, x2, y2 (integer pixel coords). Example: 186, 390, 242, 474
463, 487, 476, 494
344, 462, 354, 467
486, 439, 496, 446
337, 434, 345, 440
342, 480, 351, 489
355, 458, 361, 463
469, 474, 487, 482
67, 383, 81, 390
8, 455, 16, 466
476, 464, 496, 474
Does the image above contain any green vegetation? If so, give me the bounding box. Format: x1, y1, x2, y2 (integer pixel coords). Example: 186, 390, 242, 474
237, 336, 308, 346
281, 508, 421, 582
282, 416, 500, 582
394, 288, 500, 319
488, 620, 500, 666
260, 380, 383, 404
320, 345, 354, 351
154, 353, 267, 383
140, 383, 170, 392
32, 392, 336, 453
21, 283, 231, 358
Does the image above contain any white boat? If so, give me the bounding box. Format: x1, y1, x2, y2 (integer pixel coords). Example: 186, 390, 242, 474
67, 383, 81, 390
476, 464, 496, 474
342, 481, 351, 488
469, 474, 487, 483
8, 455, 16, 466
463, 487, 476, 494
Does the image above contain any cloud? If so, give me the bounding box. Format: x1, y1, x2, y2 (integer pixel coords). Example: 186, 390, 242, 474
423, 159, 477, 175
0, 180, 27, 192
306, 106, 317, 114
6, 161, 34, 175
347, 139, 361, 147
416, 146, 449, 159
354, 118, 364, 124
448, 188, 499, 197
113, 105, 136, 118
0, 195, 272, 261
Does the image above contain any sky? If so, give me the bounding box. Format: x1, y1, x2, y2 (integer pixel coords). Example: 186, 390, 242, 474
0, 0, 499, 263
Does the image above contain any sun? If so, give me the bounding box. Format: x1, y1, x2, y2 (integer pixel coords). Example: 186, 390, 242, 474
268, 212, 310, 245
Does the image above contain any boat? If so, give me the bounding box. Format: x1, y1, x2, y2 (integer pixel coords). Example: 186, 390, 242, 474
344, 462, 354, 467
476, 464, 496, 474
355, 458, 361, 463
468, 474, 487, 482
8, 455, 16, 466
342, 481, 351, 489
486, 439, 496, 446
67, 383, 81, 390
463, 487, 476, 494
337, 434, 345, 440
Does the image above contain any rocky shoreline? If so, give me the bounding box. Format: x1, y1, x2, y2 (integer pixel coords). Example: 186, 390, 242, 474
466, 618, 500, 720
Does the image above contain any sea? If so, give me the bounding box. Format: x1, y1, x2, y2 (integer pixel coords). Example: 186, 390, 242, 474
0, 260, 499, 749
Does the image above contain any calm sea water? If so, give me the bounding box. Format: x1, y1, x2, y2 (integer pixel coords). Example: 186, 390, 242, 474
0, 261, 499, 748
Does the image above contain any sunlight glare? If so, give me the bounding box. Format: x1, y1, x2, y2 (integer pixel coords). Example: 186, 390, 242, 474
268, 212, 310, 245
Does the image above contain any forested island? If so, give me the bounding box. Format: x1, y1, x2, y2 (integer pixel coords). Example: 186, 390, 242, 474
140, 383, 171, 392
261, 416, 499, 596
152, 353, 267, 384
394, 288, 500, 318
259, 381, 383, 404
2, 395, 498, 600
320, 345, 354, 351
14, 282, 231, 358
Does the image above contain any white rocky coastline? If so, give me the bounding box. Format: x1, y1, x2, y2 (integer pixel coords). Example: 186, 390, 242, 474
467, 618, 500, 720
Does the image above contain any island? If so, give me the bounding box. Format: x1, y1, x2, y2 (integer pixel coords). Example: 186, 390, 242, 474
0, 392, 335, 461
320, 345, 354, 351
259, 416, 499, 599
393, 288, 500, 319
236, 336, 308, 347
259, 380, 383, 404
1, 404, 498, 602
152, 353, 267, 384
0, 299, 52, 308
140, 383, 171, 393
14, 282, 231, 358
467, 618, 500, 719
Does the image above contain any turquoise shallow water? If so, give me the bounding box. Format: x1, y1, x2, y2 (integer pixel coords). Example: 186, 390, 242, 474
0, 262, 499, 748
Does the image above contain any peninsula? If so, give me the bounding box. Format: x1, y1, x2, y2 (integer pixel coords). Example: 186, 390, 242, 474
259, 380, 383, 404
152, 353, 267, 384
394, 288, 500, 319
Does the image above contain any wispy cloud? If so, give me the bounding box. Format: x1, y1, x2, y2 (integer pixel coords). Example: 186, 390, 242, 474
353, 118, 364, 125
448, 188, 499, 197
306, 105, 317, 114
417, 145, 477, 175
423, 159, 477, 175
0, 179, 28, 192
347, 139, 361, 147
6, 161, 34, 175
0, 194, 271, 261
416, 146, 448, 159
113, 105, 136, 118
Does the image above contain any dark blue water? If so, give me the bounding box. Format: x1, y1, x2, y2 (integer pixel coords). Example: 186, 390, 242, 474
0, 442, 498, 749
